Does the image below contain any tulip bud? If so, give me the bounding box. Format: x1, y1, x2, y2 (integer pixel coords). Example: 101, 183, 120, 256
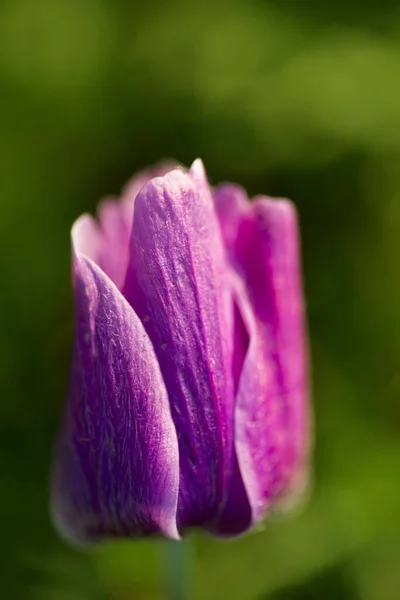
51, 159, 309, 544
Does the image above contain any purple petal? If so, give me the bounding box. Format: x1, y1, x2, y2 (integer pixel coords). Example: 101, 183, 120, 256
96, 198, 132, 290
213, 283, 252, 535
121, 160, 179, 216
71, 214, 104, 266
211, 183, 248, 256
123, 160, 234, 531
51, 253, 180, 543
71, 210, 130, 291
214, 185, 309, 525
71, 163, 178, 291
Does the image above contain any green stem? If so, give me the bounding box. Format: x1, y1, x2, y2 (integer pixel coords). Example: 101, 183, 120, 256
164, 540, 189, 600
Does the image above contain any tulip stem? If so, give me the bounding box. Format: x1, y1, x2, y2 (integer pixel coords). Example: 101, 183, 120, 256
164, 540, 189, 600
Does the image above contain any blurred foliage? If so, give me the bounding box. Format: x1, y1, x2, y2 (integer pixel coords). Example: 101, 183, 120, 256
261, 562, 361, 600
1, 0, 400, 598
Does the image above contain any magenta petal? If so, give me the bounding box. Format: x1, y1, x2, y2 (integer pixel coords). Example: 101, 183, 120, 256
51, 254, 179, 543
121, 160, 179, 214
96, 199, 132, 290
71, 211, 129, 291
70, 164, 178, 293
213, 284, 252, 535
215, 185, 309, 524
124, 161, 234, 531
212, 183, 248, 255
71, 214, 104, 266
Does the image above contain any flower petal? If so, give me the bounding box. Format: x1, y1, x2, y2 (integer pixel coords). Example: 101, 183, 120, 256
71, 213, 104, 265
124, 160, 234, 530
214, 185, 309, 524
70, 163, 178, 292
96, 198, 132, 290
121, 160, 179, 215
51, 254, 179, 543
71, 211, 129, 291
213, 286, 252, 535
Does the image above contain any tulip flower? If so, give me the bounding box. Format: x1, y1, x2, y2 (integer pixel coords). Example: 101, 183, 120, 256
51, 159, 309, 544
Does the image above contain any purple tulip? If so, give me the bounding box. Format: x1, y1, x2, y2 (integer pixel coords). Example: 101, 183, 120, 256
51, 159, 309, 544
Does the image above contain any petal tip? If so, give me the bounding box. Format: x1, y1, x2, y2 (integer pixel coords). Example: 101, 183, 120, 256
71, 213, 103, 263
189, 158, 207, 181
254, 196, 298, 220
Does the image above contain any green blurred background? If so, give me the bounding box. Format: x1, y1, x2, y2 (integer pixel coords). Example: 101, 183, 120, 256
1, 0, 400, 598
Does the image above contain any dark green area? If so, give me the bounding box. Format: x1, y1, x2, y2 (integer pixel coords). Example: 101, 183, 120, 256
1, 1, 399, 598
